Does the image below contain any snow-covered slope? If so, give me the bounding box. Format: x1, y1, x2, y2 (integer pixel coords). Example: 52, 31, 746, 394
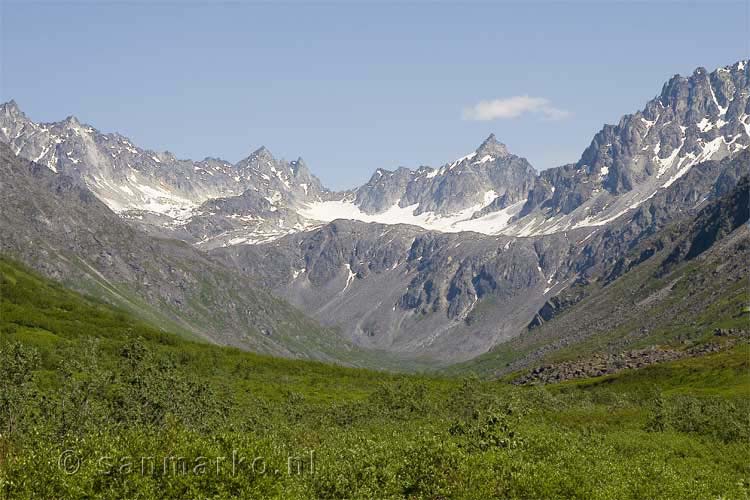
299, 193, 527, 234
233, 60, 750, 241
348, 133, 536, 217
507, 60, 750, 237
1, 60, 748, 247
0, 102, 325, 235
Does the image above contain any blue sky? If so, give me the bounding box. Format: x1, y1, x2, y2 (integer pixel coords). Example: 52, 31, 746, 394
1, 0, 747, 189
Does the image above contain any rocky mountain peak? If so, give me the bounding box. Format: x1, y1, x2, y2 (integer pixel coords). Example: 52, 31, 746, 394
521, 59, 750, 223
202, 156, 224, 162
2, 59, 746, 246
63, 115, 81, 126
1, 100, 22, 116
290, 157, 321, 185
692, 66, 709, 77
475, 133, 510, 158
250, 145, 273, 160
234, 146, 279, 171
291, 156, 312, 173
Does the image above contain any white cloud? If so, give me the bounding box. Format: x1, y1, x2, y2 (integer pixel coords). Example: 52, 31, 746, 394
462, 95, 571, 121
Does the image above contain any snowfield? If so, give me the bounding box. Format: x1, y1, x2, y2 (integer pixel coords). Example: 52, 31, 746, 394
298, 195, 527, 235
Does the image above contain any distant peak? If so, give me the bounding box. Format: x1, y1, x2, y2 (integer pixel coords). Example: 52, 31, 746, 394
692, 66, 708, 76
476, 133, 509, 157
716, 59, 748, 73
251, 145, 273, 159
235, 146, 276, 169
368, 167, 392, 182
291, 156, 308, 173
1, 100, 22, 115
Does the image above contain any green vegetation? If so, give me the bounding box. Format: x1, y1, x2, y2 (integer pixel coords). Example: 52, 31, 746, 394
1, 257, 748, 499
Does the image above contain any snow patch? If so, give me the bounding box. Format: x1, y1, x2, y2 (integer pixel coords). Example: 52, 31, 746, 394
708, 83, 728, 116
697, 117, 713, 132
655, 137, 684, 178
662, 136, 724, 188
448, 152, 476, 169
473, 154, 494, 165
342, 264, 356, 291
299, 195, 525, 235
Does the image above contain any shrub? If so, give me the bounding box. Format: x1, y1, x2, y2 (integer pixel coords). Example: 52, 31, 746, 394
0, 342, 41, 438
449, 406, 523, 451
368, 380, 430, 418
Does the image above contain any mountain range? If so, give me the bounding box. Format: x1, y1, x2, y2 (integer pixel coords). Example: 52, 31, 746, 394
1, 60, 748, 366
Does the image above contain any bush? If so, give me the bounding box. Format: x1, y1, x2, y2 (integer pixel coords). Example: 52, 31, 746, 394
645, 392, 750, 443
0, 342, 40, 438
449, 405, 523, 451
368, 380, 430, 418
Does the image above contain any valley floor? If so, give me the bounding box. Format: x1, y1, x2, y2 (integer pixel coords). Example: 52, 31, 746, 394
1, 257, 749, 499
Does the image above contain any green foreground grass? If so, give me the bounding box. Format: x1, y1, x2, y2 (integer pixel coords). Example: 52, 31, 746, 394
1, 257, 748, 499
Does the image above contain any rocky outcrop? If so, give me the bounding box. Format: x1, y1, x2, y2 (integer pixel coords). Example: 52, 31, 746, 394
527, 280, 588, 330
0, 100, 327, 243
212, 221, 576, 361
513, 329, 748, 385
661, 174, 749, 270
454, 173, 750, 377
522, 61, 750, 219
352, 134, 537, 217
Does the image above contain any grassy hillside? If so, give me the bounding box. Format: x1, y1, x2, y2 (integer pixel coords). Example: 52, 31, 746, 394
1, 257, 748, 499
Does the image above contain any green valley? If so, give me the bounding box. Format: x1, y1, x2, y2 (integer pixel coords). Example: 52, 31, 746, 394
1, 257, 748, 499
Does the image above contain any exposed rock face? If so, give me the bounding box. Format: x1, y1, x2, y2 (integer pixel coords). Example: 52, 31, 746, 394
214, 152, 748, 362
521, 61, 750, 222
2, 62, 748, 244
661, 174, 750, 269
0, 100, 327, 242
353, 134, 537, 216
454, 170, 749, 377
527, 281, 588, 330
567, 150, 749, 281
213, 222, 572, 361
522, 153, 749, 334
